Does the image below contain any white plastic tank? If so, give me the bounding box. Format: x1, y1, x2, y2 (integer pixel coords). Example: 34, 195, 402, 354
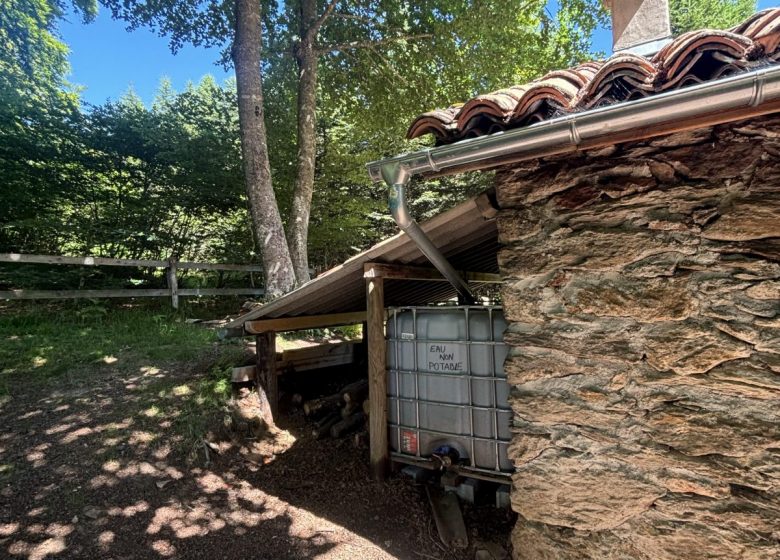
386, 306, 512, 474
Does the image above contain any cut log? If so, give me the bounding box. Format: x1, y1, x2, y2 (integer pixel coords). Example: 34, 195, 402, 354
342, 379, 368, 404
303, 393, 342, 418
330, 412, 366, 439
312, 412, 341, 440
314, 411, 338, 428
231, 365, 256, 383
353, 431, 368, 448
341, 402, 359, 419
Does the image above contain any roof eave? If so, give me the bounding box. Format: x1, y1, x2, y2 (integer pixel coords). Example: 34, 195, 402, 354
367, 65, 780, 186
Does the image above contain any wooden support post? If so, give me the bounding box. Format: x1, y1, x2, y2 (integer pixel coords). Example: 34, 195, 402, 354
256, 332, 278, 419
167, 257, 179, 310
366, 276, 387, 480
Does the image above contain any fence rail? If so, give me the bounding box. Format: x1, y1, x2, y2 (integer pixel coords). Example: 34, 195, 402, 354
0, 253, 264, 272
0, 253, 264, 308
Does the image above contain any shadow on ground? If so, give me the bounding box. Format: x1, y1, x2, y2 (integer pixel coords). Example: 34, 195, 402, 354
0, 354, 514, 559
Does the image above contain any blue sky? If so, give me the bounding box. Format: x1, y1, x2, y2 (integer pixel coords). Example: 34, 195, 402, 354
60, 11, 232, 106
60, 1, 775, 107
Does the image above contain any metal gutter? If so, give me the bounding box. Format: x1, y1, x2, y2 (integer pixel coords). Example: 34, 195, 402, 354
367, 66, 780, 297
368, 65, 780, 185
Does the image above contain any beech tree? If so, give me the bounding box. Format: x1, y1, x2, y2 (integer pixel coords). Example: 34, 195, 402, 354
262, 0, 609, 283
670, 0, 756, 34
98, 0, 609, 292
101, 0, 297, 297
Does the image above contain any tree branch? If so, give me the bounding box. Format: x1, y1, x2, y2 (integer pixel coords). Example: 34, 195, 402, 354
306, 0, 340, 43
366, 45, 411, 87
332, 13, 378, 25
316, 33, 433, 54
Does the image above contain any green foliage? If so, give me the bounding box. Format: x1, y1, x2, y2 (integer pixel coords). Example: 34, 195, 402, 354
310, 0, 607, 150
0, 0, 89, 255
669, 0, 756, 34
1, 0, 613, 283
260, 1, 608, 270
1, 77, 258, 290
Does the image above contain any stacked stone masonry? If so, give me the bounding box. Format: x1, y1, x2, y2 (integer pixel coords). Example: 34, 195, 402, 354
495, 115, 780, 560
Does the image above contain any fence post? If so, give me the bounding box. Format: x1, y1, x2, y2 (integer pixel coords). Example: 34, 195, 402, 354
167, 257, 179, 310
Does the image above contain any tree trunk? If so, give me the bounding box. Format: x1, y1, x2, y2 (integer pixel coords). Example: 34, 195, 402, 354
232, 0, 296, 299
287, 0, 319, 285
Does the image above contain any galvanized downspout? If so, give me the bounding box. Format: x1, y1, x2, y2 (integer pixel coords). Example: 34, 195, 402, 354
369, 65, 780, 298
381, 163, 476, 304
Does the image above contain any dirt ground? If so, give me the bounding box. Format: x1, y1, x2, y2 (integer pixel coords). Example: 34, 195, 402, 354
0, 352, 515, 559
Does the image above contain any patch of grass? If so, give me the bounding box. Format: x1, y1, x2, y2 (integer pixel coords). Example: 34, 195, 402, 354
0, 302, 218, 391
0, 301, 260, 462
0, 462, 15, 478
132, 344, 246, 456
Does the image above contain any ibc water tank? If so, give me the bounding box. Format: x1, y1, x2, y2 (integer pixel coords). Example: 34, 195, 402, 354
386, 306, 512, 474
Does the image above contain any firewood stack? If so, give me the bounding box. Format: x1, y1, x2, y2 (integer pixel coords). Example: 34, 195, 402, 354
298, 379, 369, 441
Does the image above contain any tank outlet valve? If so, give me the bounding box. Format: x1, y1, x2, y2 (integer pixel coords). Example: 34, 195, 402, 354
432, 446, 461, 470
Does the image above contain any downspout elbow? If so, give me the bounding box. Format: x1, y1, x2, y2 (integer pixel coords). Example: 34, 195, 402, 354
380, 164, 476, 305
382, 162, 417, 231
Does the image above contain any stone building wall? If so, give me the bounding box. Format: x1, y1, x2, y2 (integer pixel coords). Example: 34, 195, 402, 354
495, 115, 780, 560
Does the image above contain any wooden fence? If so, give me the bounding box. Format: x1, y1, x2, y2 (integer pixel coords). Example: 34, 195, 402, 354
0, 253, 264, 308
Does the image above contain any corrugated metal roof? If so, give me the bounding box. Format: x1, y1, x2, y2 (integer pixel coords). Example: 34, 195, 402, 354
226, 191, 499, 327
408, 8, 780, 145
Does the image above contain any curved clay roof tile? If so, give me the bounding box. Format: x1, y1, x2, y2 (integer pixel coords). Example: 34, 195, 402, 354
742, 8, 780, 54
572, 52, 657, 109
653, 30, 755, 89
510, 77, 581, 122
538, 67, 592, 88
573, 61, 605, 82
406, 106, 461, 140
455, 88, 529, 130
404, 9, 780, 145
730, 7, 779, 36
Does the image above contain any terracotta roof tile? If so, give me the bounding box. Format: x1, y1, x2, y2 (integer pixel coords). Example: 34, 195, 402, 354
407, 8, 780, 145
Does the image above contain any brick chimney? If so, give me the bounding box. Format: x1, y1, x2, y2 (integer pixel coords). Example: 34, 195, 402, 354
603, 0, 672, 55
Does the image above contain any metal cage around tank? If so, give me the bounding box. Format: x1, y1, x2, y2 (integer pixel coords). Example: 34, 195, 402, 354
386, 305, 512, 480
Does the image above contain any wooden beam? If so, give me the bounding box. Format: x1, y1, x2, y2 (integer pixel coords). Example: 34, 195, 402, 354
243, 311, 367, 334
176, 262, 263, 272
366, 276, 388, 481
0, 289, 171, 300
178, 288, 265, 297
256, 332, 278, 419
0, 253, 168, 268
363, 263, 502, 283
474, 189, 499, 219
276, 342, 358, 373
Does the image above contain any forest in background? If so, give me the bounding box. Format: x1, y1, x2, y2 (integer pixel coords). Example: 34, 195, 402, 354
0, 0, 756, 292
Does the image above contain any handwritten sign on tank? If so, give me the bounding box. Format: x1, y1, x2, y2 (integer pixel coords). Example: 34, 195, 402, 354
426, 343, 465, 372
